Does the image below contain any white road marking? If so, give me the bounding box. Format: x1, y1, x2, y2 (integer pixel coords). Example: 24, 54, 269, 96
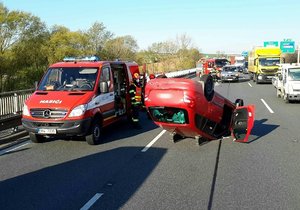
261, 99, 274, 113
80, 193, 103, 210
0, 142, 30, 155
141, 130, 166, 152
248, 82, 253, 87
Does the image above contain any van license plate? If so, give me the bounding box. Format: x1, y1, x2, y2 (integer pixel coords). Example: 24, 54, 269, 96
38, 128, 56, 134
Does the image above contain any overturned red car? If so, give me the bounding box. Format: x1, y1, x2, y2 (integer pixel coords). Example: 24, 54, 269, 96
144, 75, 255, 143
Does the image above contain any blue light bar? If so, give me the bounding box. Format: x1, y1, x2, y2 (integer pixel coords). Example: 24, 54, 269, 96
63, 57, 76, 62
63, 55, 100, 62
81, 55, 100, 61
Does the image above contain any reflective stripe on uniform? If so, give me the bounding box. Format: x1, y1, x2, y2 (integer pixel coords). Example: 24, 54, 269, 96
132, 102, 140, 105
132, 118, 139, 122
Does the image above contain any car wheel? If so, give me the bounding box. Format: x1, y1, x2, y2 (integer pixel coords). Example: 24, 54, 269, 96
85, 120, 102, 145
200, 74, 214, 101
29, 132, 45, 143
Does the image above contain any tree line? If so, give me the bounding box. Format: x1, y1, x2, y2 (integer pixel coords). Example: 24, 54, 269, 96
0, 3, 202, 92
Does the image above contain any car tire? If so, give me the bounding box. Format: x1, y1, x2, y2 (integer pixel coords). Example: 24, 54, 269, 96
85, 120, 102, 145
29, 132, 45, 143
200, 74, 214, 101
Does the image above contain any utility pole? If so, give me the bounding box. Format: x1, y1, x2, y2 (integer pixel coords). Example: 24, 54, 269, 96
297, 43, 300, 65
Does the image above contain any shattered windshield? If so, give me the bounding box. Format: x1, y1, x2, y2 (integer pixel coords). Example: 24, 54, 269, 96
38, 67, 98, 91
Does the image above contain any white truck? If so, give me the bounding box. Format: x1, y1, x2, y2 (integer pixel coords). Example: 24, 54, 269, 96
272, 64, 300, 103
234, 56, 245, 68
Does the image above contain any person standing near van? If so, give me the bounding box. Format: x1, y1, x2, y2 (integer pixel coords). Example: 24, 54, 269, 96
129, 73, 142, 129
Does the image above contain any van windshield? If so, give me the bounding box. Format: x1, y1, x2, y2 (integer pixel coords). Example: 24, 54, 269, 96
38, 67, 99, 91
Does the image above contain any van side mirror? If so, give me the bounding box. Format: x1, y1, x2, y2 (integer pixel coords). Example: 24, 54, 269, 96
34, 81, 39, 90
254, 58, 258, 66
278, 74, 283, 80
99, 81, 109, 93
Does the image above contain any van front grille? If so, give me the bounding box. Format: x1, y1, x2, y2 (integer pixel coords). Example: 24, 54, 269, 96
30, 108, 67, 119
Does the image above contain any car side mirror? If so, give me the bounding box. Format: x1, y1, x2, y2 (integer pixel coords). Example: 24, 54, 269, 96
278, 74, 282, 80
99, 81, 109, 93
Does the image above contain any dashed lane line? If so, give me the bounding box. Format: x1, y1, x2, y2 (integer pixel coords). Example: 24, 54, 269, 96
261, 98, 274, 113
141, 130, 166, 152
80, 193, 104, 210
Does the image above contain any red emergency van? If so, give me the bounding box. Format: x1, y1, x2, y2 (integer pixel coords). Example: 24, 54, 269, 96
144, 75, 255, 143
22, 56, 140, 145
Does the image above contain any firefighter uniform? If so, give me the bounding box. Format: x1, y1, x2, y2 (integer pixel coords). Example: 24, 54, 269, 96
129, 74, 142, 128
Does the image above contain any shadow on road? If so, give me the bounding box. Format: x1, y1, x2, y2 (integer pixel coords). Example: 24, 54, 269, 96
25, 112, 159, 145
101, 111, 158, 144
248, 118, 280, 143
0, 146, 167, 210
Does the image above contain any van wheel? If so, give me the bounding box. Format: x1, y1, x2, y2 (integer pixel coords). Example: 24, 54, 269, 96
29, 132, 45, 143
85, 121, 102, 145
200, 74, 214, 101
235, 99, 244, 107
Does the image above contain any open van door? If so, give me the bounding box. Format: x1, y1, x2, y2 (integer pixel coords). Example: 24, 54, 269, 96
231, 105, 255, 143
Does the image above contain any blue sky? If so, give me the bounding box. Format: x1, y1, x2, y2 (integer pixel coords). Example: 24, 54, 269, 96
3, 0, 299, 54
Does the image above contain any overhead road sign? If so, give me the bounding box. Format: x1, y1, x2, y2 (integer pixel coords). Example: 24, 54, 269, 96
241, 51, 248, 57
264, 41, 279, 47
280, 40, 295, 54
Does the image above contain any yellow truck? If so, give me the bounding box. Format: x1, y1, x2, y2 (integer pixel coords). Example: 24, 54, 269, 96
248, 47, 281, 84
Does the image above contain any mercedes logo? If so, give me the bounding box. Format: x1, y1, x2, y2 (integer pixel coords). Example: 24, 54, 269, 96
43, 109, 51, 118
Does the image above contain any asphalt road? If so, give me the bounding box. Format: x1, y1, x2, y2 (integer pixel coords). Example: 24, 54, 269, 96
1, 76, 300, 210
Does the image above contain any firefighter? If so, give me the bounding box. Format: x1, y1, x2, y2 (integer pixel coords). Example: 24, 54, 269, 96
129, 73, 142, 129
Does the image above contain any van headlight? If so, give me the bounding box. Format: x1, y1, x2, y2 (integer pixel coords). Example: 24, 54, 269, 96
22, 104, 30, 116
69, 104, 87, 117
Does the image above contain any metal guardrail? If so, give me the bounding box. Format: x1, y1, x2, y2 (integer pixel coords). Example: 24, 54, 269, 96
0, 88, 34, 131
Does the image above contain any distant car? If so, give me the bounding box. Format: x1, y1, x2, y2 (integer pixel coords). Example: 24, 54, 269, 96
221, 65, 240, 82
145, 75, 255, 144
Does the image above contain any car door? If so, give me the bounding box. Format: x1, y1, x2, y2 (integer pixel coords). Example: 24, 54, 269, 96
231, 105, 255, 143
